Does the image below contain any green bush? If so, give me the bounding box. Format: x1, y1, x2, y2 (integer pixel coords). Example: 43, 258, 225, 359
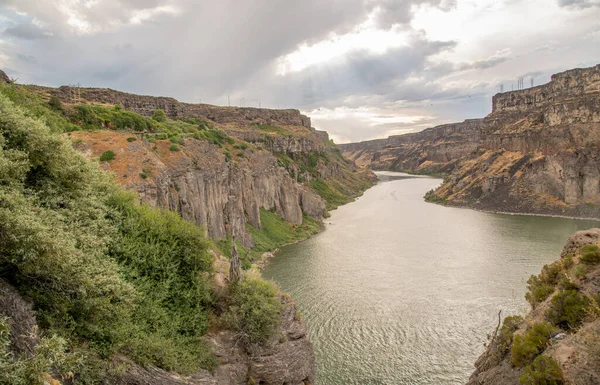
48, 96, 63, 111
511, 322, 555, 367
546, 290, 590, 329
525, 261, 563, 306
0, 317, 82, 385
126, 136, 136, 142
99, 150, 116, 162
519, 355, 564, 385
139, 168, 152, 179
221, 277, 283, 345
580, 244, 600, 264
152, 109, 167, 122
497, 316, 524, 356
169, 144, 180, 152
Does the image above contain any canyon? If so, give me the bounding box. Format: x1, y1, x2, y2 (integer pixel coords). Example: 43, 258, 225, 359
341, 64, 600, 218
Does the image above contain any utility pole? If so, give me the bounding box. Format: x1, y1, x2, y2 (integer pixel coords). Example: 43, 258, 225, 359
228, 95, 230, 107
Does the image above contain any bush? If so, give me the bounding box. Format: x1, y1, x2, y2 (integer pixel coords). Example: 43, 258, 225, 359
519, 355, 564, 385
126, 137, 136, 142
48, 96, 63, 111
99, 150, 116, 162
546, 290, 590, 329
497, 316, 524, 356
580, 244, 600, 264
152, 109, 167, 122
511, 322, 555, 367
525, 262, 563, 306
169, 144, 180, 152
221, 277, 284, 345
139, 168, 152, 179
170, 136, 185, 145
0, 317, 82, 385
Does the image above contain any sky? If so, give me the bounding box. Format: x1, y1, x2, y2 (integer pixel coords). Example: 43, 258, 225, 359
0, 0, 599, 143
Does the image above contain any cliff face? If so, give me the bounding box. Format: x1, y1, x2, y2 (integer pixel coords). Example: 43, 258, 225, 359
71, 131, 326, 247
466, 229, 600, 385
341, 64, 600, 217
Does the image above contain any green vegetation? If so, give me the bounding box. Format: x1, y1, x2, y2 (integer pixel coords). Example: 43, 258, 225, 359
99, 150, 116, 162
511, 322, 555, 367
139, 167, 152, 179
546, 290, 591, 330
48, 96, 63, 111
424, 188, 448, 204
247, 209, 322, 255
519, 355, 564, 385
497, 316, 524, 356
255, 124, 292, 136
580, 244, 600, 264
525, 261, 562, 306
0, 92, 285, 382
169, 144, 180, 152
152, 108, 167, 122
127, 136, 137, 142
221, 277, 283, 345
0, 317, 82, 385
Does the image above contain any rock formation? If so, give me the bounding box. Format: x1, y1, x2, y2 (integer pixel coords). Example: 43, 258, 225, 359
71, 131, 327, 247
341, 64, 600, 218
466, 229, 600, 385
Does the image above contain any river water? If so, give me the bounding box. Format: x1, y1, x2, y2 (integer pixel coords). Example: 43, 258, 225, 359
262, 172, 599, 385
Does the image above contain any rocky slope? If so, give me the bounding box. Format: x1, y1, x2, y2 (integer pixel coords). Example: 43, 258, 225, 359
466, 229, 600, 385
341, 64, 600, 218
1, 277, 315, 385
25, 81, 375, 248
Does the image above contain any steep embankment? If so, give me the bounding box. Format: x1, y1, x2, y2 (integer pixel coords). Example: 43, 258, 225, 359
341, 64, 600, 218
467, 229, 600, 385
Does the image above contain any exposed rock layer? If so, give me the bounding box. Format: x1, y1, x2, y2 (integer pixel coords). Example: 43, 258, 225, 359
72, 131, 326, 247
341, 64, 600, 217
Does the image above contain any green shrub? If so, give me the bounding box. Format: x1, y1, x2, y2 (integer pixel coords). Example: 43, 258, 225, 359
511, 322, 555, 367
139, 168, 152, 179
497, 316, 524, 356
525, 262, 563, 306
221, 277, 283, 344
169, 136, 185, 145
152, 109, 167, 122
237, 152, 245, 158
562, 254, 574, 270
573, 265, 588, 280
519, 355, 564, 385
546, 290, 591, 329
169, 144, 180, 152
0, 317, 82, 385
126, 136, 136, 142
99, 150, 116, 162
48, 96, 63, 111
580, 244, 600, 264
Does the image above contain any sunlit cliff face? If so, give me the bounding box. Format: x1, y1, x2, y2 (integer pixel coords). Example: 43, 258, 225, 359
1, 0, 599, 142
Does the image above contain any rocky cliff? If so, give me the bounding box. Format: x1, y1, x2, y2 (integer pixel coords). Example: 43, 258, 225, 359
341, 64, 600, 218
466, 229, 600, 385
71, 131, 326, 248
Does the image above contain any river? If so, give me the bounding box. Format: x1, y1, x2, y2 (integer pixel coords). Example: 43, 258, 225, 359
262, 172, 599, 385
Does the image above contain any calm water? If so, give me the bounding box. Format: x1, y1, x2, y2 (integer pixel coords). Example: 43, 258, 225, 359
263, 172, 599, 385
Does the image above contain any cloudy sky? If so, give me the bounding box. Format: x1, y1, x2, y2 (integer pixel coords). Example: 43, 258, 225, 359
0, 0, 599, 143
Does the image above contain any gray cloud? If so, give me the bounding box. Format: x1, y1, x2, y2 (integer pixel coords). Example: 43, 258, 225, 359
4, 23, 50, 40
558, 0, 600, 8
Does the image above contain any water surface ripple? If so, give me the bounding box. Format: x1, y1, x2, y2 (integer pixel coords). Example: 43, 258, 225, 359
263, 172, 599, 385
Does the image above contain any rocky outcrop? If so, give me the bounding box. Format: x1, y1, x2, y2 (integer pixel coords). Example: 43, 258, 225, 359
0, 280, 39, 357
341, 64, 600, 218
71, 131, 326, 247
27, 84, 312, 130
205, 300, 315, 385
466, 229, 600, 385
0, 70, 10, 84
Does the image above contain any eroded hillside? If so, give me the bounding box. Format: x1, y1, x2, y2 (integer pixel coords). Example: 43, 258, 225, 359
341, 64, 600, 218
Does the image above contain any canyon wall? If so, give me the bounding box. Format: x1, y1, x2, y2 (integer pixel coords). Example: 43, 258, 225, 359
72, 131, 326, 247
341, 64, 600, 217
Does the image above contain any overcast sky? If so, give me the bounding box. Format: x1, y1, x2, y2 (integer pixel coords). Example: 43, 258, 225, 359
0, 0, 599, 143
